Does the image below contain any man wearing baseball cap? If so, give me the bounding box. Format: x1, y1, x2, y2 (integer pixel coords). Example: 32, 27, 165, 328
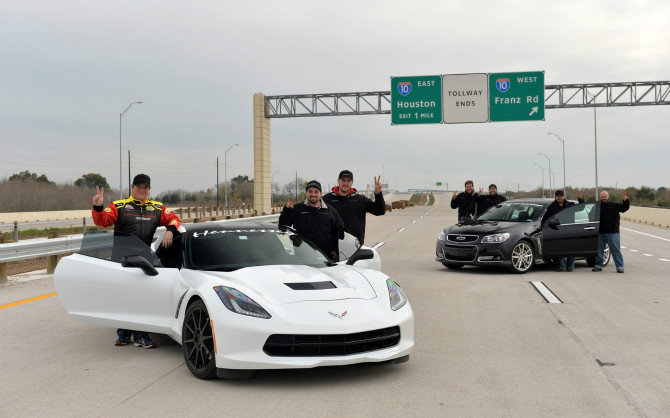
322, 170, 385, 245
541, 189, 584, 272
92, 173, 181, 348
279, 180, 344, 260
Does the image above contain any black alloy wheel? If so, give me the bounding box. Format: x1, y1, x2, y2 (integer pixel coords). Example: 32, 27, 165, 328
182, 300, 217, 379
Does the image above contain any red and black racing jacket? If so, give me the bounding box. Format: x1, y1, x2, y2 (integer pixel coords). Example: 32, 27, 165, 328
92, 197, 181, 245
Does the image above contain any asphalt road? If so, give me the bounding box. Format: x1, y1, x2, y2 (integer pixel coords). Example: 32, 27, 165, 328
2, 193, 669, 417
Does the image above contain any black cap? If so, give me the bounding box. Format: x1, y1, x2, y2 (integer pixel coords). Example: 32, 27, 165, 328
305, 180, 321, 192
133, 173, 151, 187
338, 170, 353, 180
554, 190, 564, 196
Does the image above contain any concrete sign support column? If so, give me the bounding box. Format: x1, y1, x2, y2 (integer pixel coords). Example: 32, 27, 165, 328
253, 93, 271, 215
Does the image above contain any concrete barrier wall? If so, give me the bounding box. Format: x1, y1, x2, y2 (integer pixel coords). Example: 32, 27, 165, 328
621, 206, 670, 229
1, 205, 669, 228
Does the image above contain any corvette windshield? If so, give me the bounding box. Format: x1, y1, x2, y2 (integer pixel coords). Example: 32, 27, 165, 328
477, 202, 546, 222
187, 229, 330, 271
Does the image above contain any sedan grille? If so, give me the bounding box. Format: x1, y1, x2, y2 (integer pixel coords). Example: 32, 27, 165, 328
447, 234, 479, 243
263, 326, 400, 357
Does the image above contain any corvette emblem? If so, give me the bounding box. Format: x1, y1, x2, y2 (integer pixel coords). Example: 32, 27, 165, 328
328, 311, 348, 320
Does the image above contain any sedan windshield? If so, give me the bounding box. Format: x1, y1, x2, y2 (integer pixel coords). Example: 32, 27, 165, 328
186, 228, 330, 271
477, 202, 547, 222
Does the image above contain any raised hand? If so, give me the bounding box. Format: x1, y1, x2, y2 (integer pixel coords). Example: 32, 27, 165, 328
622, 191, 628, 201
93, 186, 105, 206
374, 175, 382, 194
285, 195, 294, 209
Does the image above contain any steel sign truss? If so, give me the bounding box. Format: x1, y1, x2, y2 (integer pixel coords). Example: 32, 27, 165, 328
264, 81, 669, 118
264, 91, 392, 118
544, 81, 670, 108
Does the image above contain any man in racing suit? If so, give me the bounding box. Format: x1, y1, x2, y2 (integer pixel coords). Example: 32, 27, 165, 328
92, 173, 181, 349
321, 170, 386, 245
279, 180, 344, 261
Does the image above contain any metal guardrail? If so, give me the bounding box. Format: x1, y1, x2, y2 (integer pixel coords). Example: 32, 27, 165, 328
0, 215, 280, 282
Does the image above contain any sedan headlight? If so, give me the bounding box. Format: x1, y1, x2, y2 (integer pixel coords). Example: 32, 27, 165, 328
438, 230, 446, 241
386, 279, 409, 311
213, 286, 271, 319
481, 233, 510, 243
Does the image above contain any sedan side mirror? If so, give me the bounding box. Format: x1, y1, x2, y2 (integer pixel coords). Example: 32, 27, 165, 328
121, 255, 159, 276
546, 218, 561, 229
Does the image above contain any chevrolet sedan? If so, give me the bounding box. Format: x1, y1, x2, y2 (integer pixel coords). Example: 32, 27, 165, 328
435, 198, 611, 273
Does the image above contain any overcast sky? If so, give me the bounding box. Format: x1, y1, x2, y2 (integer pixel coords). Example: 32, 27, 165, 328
2, 0, 668, 197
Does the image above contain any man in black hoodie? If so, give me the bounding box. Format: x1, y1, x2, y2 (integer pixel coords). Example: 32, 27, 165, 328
279, 180, 344, 261
476, 184, 507, 214
322, 170, 386, 245
451, 180, 478, 222
593, 190, 630, 273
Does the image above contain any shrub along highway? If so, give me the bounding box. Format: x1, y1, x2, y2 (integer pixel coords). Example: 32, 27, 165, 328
1, 193, 669, 417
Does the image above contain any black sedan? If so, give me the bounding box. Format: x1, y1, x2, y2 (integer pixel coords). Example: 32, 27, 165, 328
435, 198, 611, 273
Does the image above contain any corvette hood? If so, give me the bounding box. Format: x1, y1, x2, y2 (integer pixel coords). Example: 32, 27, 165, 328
205, 265, 378, 305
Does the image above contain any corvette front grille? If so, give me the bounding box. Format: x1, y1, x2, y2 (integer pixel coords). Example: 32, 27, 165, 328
263, 326, 400, 357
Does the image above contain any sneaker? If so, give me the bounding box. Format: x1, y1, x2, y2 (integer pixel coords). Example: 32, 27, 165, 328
556, 268, 566, 272
115, 334, 130, 346
567, 269, 573, 272
592, 267, 602, 272
617, 268, 624, 273
134, 336, 157, 349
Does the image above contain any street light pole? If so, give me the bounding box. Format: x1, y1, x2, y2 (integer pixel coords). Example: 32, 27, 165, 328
271, 171, 280, 205
547, 132, 566, 191
538, 152, 551, 191
119, 101, 142, 199
224, 144, 239, 209
533, 163, 545, 197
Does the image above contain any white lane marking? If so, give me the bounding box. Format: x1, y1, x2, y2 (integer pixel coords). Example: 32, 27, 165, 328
643, 254, 653, 257
531, 282, 563, 304
372, 242, 385, 249
411, 220, 416, 224
398, 227, 406, 232
660, 259, 670, 262
622, 227, 670, 242
630, 249, 639, 253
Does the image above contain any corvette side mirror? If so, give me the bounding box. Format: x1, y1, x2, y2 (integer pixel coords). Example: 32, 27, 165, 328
121, 255, 159, 276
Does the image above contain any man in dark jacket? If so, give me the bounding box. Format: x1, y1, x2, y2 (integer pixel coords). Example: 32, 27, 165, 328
451, 180, 478, 222
476, 184, 506, 214
541, 190, 584, 271
593, 190, 630, 273
321, 170, 385, 245
279, 180, 344, 260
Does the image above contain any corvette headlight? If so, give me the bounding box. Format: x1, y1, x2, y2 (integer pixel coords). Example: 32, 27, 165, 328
481, 233, 510, 243
438, 230, 446, 241
387, 279, 409, 311
213, 286, 271, 319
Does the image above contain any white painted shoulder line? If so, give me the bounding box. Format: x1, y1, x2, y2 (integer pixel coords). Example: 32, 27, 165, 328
531, 281, 563, 304
371, 242, 385, 250
621, 227, 670, 242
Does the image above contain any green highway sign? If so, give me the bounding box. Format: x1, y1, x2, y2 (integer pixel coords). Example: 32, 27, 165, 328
391, 75, 442, 124
489, 71, 544, 122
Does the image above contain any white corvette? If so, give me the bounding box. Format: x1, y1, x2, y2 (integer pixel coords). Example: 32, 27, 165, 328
54, 221, 414, 379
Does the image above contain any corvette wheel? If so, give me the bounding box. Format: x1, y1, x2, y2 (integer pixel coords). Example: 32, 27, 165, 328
509, 241, 534, 274
182, 300, 217, 379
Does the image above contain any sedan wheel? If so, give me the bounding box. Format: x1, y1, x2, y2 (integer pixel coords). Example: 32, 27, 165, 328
509, 241, 534, 274
182, 300, 217, 379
